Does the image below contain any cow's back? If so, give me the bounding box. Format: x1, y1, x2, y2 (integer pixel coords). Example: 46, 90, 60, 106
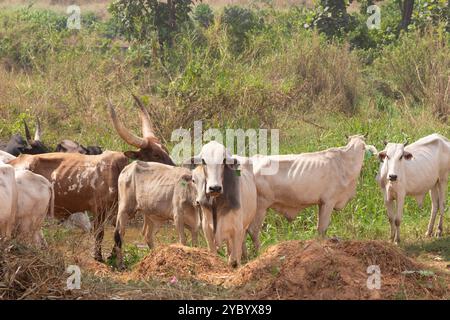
9, 151, 128, 218
119, 161, 189, 218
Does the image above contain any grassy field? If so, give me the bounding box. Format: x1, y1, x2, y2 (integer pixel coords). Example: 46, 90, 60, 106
0, 1, 448, 299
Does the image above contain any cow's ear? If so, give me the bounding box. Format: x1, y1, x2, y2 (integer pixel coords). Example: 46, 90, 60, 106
124, 151, 140, 160
180, 174, 192, 182
225, 157, 240, 170
403, 151, 413, 160
378, 151, 387, 162
182, 156, 201, 170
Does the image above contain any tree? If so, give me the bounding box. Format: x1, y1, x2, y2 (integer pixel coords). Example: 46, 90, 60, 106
398, 0, 415, 31
109, 0, 195, 47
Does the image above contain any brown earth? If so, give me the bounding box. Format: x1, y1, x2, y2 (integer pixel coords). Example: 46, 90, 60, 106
226, 239, 449, 299
132, 244, 233, 284
2, 238, 449, 299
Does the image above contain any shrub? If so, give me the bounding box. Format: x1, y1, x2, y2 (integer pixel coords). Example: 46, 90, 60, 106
304, 0, 357, 38
108, 0, 195, 47
373, 28, 450, 121
193, 3, 214, 28
220, 6, 263, 54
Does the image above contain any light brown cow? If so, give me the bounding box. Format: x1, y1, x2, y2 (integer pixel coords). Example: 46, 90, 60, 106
7, 95, 174, 261
112, 161, 200, 269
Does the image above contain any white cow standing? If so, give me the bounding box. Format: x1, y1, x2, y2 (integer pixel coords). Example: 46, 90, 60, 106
237, 135, 377, 252
0, 162, 17, 238
187, 141, 257, 267
0, 150, 54, 247
376, 134, 450, 242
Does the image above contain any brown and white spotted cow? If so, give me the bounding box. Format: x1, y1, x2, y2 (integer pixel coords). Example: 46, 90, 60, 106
8, 95, 174, 261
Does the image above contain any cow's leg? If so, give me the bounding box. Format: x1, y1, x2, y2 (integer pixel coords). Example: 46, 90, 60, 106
229, 227, 244, 268
202, 208, 216, 253
189, 225, 199, 247
33, 229, 47, 248
317, 202, 334, 237
173, 207, 186, 246
385, 199, 396, 241
426, 186, 439, 237
143, 216, 161, 249
111, 208, 128, 268
92, 209, 107, 263
394, 196, 405, 244
247, 202, 269, 253
241, 232, 248, 261
436, 175, 448, 237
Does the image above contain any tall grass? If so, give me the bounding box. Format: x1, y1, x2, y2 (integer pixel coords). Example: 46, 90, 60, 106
0, 6, 448, 251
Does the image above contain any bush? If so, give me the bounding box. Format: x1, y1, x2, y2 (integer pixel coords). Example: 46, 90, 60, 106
193, 3, 214, 28
304, 0, 357, 38
220, 6, 263, 54
373, 28, 450, 121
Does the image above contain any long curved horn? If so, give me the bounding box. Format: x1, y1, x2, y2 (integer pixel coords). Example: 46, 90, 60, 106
132, 94, 157, 139
23, 120, 32, 143
108, 100, 147, 148
34, 117, 42, 141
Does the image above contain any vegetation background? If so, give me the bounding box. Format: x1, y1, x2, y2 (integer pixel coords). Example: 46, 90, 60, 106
0, 0, 448, 273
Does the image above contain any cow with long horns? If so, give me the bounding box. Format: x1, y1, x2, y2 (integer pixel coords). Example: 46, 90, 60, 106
8, 95, 174, 261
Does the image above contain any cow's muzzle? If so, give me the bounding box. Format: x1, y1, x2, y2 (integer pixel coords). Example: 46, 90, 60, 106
388, 174, 398, 182
208, 185, 222, 196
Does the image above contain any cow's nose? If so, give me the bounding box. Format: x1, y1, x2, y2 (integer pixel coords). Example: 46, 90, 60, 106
388, 174, 398, 181
209, 186, 222, 193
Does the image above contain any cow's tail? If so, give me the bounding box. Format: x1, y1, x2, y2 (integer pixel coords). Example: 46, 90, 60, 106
48, 183, 55, 219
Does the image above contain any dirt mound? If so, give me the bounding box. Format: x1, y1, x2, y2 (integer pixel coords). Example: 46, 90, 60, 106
228, 240, 449, 300
0, 240, 91, 299
133, 244, 232, 283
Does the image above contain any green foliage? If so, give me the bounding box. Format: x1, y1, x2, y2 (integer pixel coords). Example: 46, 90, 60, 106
412, 0, 449, 31
109, 0, 195, 46
0, 9, 67, 69
304, 0, 357, 38
220, 5, 263, 53
193, 3, 214, 28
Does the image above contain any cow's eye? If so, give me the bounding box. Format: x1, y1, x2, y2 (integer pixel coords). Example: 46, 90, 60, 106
192, 179, 195, 183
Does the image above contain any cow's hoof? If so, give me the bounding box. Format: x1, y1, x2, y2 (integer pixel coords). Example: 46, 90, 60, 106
425, 231, 433, 237
435, 230, 443, 238
94, 254, 104, 263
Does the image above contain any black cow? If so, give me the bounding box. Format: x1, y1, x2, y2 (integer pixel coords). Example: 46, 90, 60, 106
2, 118, 103, 156
55, 139, 103, 155
1, 119, 50, 156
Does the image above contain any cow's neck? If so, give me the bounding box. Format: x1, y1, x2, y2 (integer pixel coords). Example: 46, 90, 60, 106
340, 140, 365, 178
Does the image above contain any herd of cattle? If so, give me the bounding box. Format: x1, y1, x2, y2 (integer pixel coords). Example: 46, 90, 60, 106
0, 96, 449, 268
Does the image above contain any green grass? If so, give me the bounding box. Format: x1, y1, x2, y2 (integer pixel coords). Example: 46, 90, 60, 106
0, 6, 448, 262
